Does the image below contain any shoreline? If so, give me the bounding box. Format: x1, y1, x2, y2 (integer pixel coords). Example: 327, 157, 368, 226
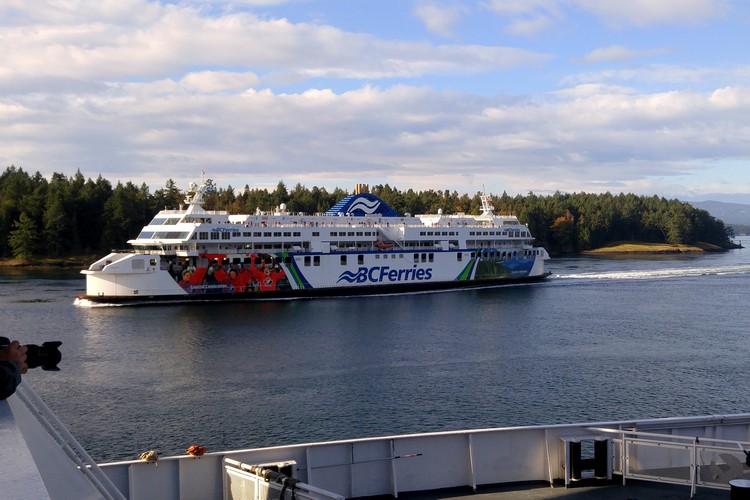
0, 258, 91, 269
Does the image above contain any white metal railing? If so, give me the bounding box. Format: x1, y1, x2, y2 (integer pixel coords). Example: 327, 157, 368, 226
590, 426, 750, 498
15, 383, 127, 500
224, 459, 345, 500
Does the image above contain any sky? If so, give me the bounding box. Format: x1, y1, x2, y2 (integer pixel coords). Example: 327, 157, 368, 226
2, 0, 750, 203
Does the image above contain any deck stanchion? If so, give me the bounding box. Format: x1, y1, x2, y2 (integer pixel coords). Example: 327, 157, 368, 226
569, 440, 582, 481
594, 439, 608, 479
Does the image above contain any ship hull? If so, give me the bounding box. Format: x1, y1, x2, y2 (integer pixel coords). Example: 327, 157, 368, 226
75, 271, 551, 306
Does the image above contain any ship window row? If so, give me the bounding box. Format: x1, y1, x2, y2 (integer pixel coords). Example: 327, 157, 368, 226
330, 231, 375, 237
419, 231, 457, 236
468, 230, 529, 237
477, 249, 543, 258
303, 256, 321, 267
402, 240, 459, 248
137, 231, 190, 239
245, 231, 302, 237
193, 231, 305, 241
148, 217, 184, 225
413, 253, 435, 263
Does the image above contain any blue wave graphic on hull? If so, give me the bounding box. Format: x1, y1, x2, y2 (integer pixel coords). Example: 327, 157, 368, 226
338, 270, 361, 283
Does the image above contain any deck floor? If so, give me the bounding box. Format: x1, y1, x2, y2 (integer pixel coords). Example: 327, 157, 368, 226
399, 479, 731, 499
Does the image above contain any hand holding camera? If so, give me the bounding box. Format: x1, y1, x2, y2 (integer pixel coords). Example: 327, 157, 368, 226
0, 336, 62, 371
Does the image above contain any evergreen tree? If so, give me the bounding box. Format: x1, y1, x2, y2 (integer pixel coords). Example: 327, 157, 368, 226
9, 212, 40, 259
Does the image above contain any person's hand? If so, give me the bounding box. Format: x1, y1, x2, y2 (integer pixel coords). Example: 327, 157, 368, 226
0, 341, 28, 374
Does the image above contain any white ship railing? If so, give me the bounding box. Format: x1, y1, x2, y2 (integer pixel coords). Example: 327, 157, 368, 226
8, 382, 127, 500
590, 426, 750, 497
92, 413, 750, 500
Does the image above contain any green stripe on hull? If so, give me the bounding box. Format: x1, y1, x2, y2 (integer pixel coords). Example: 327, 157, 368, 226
456, 260, 476, 281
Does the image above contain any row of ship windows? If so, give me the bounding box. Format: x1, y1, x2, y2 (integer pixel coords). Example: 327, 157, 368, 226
299, 249, 537, 266
469, 230, 529, 237
303, 253, 438, 267
139, 231, 529, 243
143, 225, 528, 239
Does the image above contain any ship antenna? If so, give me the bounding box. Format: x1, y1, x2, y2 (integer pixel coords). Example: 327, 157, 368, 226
479, 185, 494, 219
184, 172, 208, 214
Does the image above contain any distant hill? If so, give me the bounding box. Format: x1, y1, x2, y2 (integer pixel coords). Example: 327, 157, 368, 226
690, 200, 750, 225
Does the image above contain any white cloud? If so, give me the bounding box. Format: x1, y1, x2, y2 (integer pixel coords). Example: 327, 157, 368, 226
4, 77, 750, 199
0, 2, 546, 95
483, 0, 562, 37
412, 1, 468, 37
561, 64, 750, 91
180, 71, 261, 93
484, 0, 731, 37
575, 0, 731, 28
580, 45, 675, 64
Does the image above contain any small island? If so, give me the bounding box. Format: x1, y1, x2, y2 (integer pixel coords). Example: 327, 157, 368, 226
581, 241, 735, 255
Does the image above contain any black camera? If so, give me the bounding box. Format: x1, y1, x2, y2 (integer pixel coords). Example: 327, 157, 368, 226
0, 336, 62, 371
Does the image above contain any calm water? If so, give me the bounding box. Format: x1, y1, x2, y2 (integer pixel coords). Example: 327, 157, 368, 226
2, 240, 749, 463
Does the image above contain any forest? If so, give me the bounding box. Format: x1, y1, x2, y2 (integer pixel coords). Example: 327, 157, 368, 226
0, 166, 736, 260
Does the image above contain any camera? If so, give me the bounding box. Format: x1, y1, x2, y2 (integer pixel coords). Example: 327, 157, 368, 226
0, 336, 62, 371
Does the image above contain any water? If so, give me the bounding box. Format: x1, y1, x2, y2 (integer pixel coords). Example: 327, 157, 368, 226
1, 240, 749, 463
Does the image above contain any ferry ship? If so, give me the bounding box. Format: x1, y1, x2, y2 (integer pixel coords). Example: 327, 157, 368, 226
75, 178, 550, 306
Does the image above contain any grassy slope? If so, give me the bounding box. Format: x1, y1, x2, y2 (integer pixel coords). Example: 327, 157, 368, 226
581, 241, 724, 254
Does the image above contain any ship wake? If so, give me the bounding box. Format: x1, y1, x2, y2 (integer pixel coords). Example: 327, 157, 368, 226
556, 264, 750, 281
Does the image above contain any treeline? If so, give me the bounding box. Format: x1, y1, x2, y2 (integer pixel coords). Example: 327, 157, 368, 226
0, 166, 735, 259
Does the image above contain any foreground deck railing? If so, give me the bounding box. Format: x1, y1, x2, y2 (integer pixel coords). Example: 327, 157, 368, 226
8, 383, 127, 500
590, 426, 750, 497
7, 380, 750, 499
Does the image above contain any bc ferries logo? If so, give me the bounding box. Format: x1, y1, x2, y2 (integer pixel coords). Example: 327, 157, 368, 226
338, 265, 433, 284
347, 196, 381, 214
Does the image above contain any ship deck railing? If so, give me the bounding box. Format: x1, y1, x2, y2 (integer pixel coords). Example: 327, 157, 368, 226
588, 425, 750, 497
5, 380, 750, 499
3, 382, 127, 499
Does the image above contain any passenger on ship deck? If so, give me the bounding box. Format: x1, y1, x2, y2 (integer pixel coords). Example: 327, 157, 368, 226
0, 340, 28, 399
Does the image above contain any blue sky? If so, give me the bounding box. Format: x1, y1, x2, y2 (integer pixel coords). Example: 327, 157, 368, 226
2, 0, 750, 203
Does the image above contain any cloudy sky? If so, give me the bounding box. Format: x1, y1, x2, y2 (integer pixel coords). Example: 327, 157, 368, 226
2, 0, 750, 202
